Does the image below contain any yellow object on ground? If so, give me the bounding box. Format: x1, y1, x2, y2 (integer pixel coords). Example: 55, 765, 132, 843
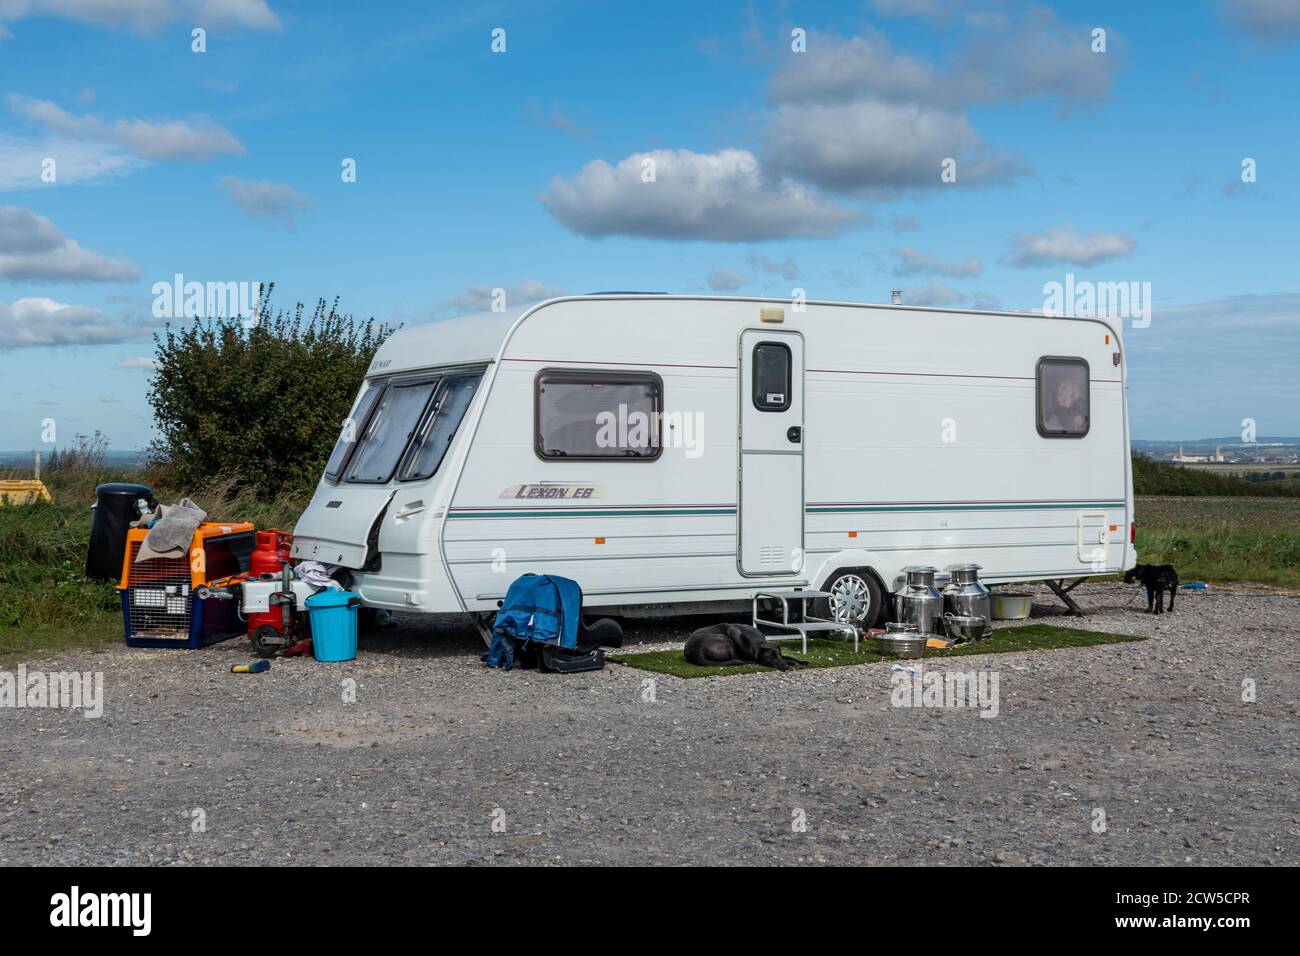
0, 479, 52, 505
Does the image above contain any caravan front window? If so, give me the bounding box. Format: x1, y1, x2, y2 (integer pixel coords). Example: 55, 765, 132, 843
324, 381, 384, 480
399, 373, 483, 481
343, 378, 437, 483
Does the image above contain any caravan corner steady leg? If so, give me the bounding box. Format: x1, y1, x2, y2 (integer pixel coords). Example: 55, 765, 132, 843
473, 612, 494, 648
1045, 578, 1088, 616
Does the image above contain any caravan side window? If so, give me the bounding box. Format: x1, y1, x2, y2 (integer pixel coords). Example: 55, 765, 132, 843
1036, 357, 1090, 438
752, 342, 791, 412
535, 369, 663, 460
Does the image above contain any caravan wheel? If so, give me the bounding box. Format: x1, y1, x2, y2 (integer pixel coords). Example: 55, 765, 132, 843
815, 569, 883, 628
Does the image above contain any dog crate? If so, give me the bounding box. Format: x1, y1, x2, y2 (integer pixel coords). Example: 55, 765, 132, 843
118, 522, 255, 648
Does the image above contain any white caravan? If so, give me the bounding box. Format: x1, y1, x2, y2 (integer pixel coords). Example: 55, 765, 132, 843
292, 294, 1135, 630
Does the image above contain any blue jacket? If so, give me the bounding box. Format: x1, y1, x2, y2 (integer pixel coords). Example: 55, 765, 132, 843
488, 574, 582, 666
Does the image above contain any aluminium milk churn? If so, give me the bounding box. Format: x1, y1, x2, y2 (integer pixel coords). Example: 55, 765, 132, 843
943, 563, 993, 638
894, 565, 944, 635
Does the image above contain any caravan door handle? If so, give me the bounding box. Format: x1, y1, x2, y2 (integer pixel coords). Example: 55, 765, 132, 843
787, 426, 802, 444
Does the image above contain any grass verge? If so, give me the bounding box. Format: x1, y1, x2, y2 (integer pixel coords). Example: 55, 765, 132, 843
1134, 496, 1300, 588
0, 469, 307, 667
607, 624, 1147, 679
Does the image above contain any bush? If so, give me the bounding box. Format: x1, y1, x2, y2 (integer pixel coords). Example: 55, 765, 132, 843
1131, 454, 1300, 498
146, 285, 392, 498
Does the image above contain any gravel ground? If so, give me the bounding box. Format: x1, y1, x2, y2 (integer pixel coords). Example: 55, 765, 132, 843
2, 581, 1296, 866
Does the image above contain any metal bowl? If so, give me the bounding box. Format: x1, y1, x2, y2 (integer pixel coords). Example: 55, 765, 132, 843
991, 592, 1032, 620
874, 634, 927, 659
942, 612, 987, 643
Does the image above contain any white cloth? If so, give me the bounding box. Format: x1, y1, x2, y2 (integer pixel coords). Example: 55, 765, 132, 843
295, 561, 343, 590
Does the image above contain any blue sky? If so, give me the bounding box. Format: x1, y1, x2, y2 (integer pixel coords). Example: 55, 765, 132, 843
1, 0, 1297, 452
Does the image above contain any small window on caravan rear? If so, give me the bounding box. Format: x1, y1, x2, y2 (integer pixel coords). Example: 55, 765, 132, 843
325, 381, 385, 480
1037, 357, 1090, 438
535, 369, 662, 460
752, 342, 791, 412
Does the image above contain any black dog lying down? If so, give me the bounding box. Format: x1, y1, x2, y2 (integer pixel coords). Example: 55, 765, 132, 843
684, 623, 807, 671
1124, 563, 1179, 614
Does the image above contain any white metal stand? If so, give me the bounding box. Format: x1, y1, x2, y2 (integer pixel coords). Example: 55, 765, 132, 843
752, 589, 858, 654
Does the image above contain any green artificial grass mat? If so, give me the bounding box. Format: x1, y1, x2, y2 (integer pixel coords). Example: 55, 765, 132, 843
607, 623, 1146, 679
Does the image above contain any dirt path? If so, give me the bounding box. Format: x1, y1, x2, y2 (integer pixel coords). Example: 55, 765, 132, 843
1, 582, 1296, 865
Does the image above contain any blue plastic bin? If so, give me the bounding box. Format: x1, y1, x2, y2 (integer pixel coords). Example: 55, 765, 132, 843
306, 590, 361, 662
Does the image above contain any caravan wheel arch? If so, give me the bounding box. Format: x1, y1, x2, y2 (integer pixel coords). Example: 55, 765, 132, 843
809, 550, 902, 626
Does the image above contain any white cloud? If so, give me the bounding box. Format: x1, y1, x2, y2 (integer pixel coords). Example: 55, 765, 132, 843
868, 0, 954, 18
0, 204, 63, 252
541, 148, 862, 241
436, 279, 566, 317
746, 253, 798, 280
199, 0, 280, 30
118, 355, 158, 369
1008, 225, 1136, 267
9, 95, 244, 161
901, 281, 968, 307
0, 205, 140, 281
760, 13, 1117, 199
0, 296, 136, 347
771, 17, 1120, 110
1219, 0, 1300, 35
0, 134, 146, 189
764, 99, 1026, 194
768, 29, 947, 107
893, 246, 981, 278
706, 267, 747, 291
954, 8, 1121, 107
218, 175, 312, 224
0, 0, 280, 35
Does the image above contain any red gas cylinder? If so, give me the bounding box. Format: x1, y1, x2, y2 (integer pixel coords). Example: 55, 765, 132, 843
247, 529, 298, 657
249, 530, 291, 579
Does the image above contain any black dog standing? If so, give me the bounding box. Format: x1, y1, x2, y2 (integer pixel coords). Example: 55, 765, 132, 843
1124, 563, 1179, 614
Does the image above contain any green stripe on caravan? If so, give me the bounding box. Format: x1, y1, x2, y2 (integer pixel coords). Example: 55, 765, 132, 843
446, 501, 1126, 518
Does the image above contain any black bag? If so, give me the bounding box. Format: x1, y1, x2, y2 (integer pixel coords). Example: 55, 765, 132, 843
539, 644, 605, 673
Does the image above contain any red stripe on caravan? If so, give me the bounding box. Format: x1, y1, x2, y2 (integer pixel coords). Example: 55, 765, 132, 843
505, 358, 736, 370
810, 368, 1123, 384
808, 367, 1032, 381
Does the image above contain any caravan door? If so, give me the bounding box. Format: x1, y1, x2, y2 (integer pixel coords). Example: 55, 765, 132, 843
738, 329, 805, 575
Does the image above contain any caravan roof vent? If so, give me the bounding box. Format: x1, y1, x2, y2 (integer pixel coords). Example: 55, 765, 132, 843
890, 290, 903, 305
